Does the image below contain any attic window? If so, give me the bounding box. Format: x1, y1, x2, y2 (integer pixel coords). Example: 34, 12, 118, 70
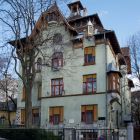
46, 12, 57, 22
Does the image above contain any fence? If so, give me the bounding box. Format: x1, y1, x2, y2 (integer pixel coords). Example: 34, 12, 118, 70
0, 128, 127, 140
45, 128, 120, 140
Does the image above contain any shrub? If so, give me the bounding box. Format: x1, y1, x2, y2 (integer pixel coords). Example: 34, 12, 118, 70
0, 129, 61, 140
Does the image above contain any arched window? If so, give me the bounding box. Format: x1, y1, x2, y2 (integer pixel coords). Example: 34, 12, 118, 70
36, 58, 42, 72
52, 52, 63, 69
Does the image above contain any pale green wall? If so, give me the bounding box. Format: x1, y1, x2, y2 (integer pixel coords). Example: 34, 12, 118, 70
41, 94, 106, 127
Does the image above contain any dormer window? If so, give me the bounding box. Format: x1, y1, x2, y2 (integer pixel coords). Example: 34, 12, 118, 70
52, 52, 63, 69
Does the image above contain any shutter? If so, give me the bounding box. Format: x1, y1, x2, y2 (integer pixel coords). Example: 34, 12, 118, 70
93, 105, 97, 121
53, 107, 60, 114
32, 109, 39, 114
21, 109, 25, 124
60, 107, 64, 122
86, 105, 93, 111
92, 47, 95, 56
49, 108, 53, 116
84, 47, 95, 55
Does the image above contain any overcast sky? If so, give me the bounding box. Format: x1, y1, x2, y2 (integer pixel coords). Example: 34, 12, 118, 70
80, 0, 140, 47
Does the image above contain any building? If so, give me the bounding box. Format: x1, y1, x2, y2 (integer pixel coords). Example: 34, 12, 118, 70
0, 75, 18, 126
131, 90, 140, 126
0, 99, 17, 126
15, 0, 133, 137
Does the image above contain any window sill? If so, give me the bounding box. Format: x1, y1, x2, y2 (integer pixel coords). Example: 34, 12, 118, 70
83, 62, 95, 66
81, 121, 97, 124
107, 89, 120, 94
51, 94, 62, 97
83, 92, 96, 95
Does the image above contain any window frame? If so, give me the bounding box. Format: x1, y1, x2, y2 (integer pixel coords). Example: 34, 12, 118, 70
36, 57, 42, 73
51, 78, 64, 96
83, 74, 97, 94
32, 109, 40, 126
108, 73, 120, 92
84, 47, 95, 65
49, 106, 63, 125
52, 52, 63, 69
81, 105, 97, 124
46, 12, 58, 22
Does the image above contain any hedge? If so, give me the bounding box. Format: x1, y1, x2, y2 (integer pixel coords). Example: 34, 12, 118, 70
0, 129, 62, 140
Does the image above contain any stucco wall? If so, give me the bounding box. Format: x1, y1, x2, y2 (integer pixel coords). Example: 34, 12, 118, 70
41, 94, 106, 127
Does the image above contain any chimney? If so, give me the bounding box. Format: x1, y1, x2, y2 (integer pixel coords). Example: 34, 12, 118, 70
83, 8, 87, 16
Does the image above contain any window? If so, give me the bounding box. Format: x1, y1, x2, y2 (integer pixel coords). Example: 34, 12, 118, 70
53, 33, 62, 44
49, 106, 63, 125
81, 105, 97, 124
22, 86, 25, 101
36, 58, 42, 72
84, 47, 95, 65
38, 83, 42, 99
51, 78, 63, 96
46, 12, 57, 22
21, 109, 25, 124
52, 52, 63, 69
108, 73, 120, 92
83, 74, 96, 94
32, 109, 40, 126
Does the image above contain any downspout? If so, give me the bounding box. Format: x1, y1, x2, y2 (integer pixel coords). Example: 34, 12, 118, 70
104, 33, 108, 128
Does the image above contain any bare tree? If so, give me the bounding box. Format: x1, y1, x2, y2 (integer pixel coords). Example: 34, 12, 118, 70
128, 32, 140, 88
127, 32, 140, 125
131, 90, 140, 125
0, 0, 72, 128
0, 49, 17, 127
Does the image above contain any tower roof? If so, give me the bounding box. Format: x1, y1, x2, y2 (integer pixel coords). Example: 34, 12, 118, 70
87, 20, 93, 26
67, 1, 84, 10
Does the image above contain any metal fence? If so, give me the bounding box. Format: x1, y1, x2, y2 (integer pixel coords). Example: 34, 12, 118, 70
45, 128, 120, 140
0, 128, 127, 140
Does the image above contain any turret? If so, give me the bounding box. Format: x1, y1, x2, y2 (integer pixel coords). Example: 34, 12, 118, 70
86, 20, 94, 36
68, 0, 84, 18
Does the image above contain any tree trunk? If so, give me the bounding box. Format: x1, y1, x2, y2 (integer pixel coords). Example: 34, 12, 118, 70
25, 85, 32, 128
6, 100, 12, 128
